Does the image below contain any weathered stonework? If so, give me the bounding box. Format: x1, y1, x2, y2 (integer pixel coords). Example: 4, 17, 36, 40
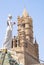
11, 9, 40, 65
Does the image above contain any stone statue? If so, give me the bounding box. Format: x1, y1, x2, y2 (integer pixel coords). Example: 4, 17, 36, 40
3, 14, 15, 49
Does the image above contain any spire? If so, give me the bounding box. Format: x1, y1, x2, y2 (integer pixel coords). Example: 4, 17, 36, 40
22, 8, 29, 17
35, 39, 37, 43
35, 38, 37, 44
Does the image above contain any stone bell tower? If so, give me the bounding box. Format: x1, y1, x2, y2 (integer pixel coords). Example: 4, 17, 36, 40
18, 9, 33, 46
12, 9, 40, 65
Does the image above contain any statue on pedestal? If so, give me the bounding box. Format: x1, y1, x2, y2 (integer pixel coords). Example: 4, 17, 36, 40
3, 14, 15, 50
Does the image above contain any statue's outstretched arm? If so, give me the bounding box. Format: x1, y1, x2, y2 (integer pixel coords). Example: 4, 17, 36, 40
12, 22, 16, 25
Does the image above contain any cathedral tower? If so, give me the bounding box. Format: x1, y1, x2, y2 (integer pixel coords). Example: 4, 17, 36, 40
12, 9, 40, 65
18, 9, 33, 47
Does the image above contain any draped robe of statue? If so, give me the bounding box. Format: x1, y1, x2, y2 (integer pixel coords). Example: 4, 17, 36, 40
3, 15, 15, 49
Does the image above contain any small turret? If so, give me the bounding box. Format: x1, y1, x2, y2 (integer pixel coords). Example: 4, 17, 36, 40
34, 39, 39, 61
12, 36, 17, 48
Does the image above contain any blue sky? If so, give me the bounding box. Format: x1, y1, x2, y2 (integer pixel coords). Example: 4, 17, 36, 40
0, 0, 44, 62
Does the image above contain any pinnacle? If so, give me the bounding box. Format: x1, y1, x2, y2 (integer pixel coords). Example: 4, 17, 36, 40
22, 8, 29, 17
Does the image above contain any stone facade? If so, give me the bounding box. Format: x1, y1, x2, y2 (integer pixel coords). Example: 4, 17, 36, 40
11, 9, 40, 65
